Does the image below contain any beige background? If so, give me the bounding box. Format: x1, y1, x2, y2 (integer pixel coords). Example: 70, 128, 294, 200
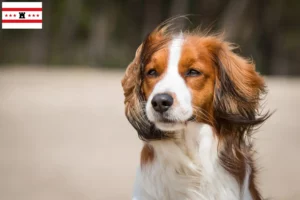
0, 68, 299, 200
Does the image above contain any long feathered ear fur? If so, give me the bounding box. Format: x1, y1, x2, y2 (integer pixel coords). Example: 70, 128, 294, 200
121, 23, 172, 141
212, 39, 270, 141
121, 43, 156, 141
203, 37, 270, 199
200, 36, 270, 139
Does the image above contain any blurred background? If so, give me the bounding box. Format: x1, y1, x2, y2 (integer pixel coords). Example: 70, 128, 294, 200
0, 0, 299, 200
0, 0, 299, 74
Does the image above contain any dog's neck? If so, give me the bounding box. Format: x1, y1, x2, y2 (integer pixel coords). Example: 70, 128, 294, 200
148, 122, 216, 160
144, 122, 219, 175
135, 122, 249, 200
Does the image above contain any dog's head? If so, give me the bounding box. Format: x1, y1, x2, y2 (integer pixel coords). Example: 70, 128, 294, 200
121, 21, 269, 141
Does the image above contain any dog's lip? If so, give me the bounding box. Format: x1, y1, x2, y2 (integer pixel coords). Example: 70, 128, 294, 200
187, 115, 196, 122
161, 119, 175, 123
156, 115, 195, 124
156, 120, 185, 126
156, 118, 178, 124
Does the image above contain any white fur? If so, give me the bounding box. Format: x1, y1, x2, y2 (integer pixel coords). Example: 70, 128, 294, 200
136, 36, 252, 200
146, 34, 193, 131
132, 123, 252, 200
242, 165, 252, 200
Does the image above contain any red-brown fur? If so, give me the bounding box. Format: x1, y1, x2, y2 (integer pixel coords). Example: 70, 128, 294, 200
122, 19, 270, 199
140, 144, 155, 168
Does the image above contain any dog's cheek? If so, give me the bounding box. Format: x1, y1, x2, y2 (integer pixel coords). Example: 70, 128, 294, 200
142, 78, 157, 100
187, 77, 215, 123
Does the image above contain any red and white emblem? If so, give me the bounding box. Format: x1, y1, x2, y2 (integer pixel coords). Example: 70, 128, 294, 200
2, 2, 42, 29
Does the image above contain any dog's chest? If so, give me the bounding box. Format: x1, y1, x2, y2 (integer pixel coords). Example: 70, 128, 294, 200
133, 124, 242, 200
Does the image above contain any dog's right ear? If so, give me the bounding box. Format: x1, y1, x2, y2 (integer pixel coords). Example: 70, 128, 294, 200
121, 43, 143, 105
121, 21, 174, 141
121, 43, 144, 131
122, 43, 160, 141
121, 42, 166, 141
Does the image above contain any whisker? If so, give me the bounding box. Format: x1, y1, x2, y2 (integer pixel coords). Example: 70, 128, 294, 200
191, 105, 216, 124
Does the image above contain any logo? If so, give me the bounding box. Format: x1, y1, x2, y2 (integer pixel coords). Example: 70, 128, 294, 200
2, 2, 42, 29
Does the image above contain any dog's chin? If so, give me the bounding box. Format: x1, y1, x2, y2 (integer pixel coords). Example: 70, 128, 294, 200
155, 121, 185, 132
147, 108, 194, 132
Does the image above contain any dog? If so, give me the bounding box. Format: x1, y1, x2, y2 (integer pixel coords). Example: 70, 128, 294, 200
121, 19, 270, 200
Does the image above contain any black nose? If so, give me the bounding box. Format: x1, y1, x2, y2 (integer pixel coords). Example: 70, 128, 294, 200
151, 93, 173, 113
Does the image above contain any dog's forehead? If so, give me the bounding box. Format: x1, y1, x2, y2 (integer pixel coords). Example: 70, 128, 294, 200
149, 48, 169, 64
142, 35, 215, 77
146, 35, 185, 65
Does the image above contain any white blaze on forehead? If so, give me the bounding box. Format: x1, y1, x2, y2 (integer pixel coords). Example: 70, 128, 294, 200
146, 34, 193, 124
150, 34, 186, 93
168, 34, 184, 73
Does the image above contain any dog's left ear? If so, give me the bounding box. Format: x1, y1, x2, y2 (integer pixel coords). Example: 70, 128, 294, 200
206, 39, 270, 194
207, 38, 268, 135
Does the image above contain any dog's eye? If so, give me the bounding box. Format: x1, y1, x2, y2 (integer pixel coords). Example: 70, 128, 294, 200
146, 69, 158, 77
185, 69, 202, 77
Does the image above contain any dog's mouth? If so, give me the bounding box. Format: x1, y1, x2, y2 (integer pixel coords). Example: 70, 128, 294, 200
157, 118, 176, 124
156, 115, 195, 123
154, 115, 196, 132
187, 115, 196, 122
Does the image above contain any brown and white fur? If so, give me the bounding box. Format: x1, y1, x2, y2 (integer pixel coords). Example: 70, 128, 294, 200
121, 20, 269, 200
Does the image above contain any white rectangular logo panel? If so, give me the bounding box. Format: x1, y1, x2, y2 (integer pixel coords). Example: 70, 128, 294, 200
2, 2, 42, 29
